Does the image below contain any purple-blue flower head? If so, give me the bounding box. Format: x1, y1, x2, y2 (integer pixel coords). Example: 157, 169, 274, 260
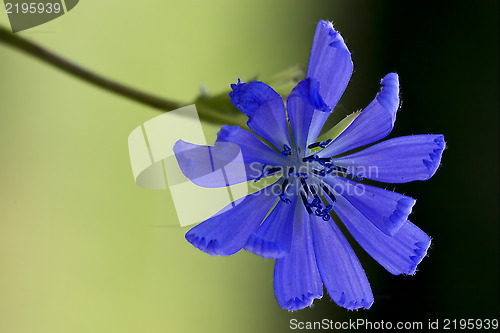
174, 20, 445, 311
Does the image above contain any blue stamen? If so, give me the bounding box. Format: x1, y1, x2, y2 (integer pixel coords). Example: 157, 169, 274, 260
312, 197, 322, 208
321, 212, 331, 221
309, 185, 318, 196
321, 184, 337, 203
318, 157, 332, 167
307, 142, 321, 149
300, 178, 310, 195
312, 168, 326, 177
310, 187, 323, 206
280, 178, 289, 194
253, 165, 285, 182
279, 178, 291, 203
319, 139, 332, 148
299, 186, 332, 221
316, 201, 332, 221
347, 173, 364, 181
266, 167, 282, 175
307, 197, 321, 210
253, 164, 267, 182
302, 155, 333, 169
300, 192, 313, 214
281, 144, 292, 156
307, 139, 332, 150
302, 193, 332, 221
279, 193, 291, 204
302, 155, 318, 162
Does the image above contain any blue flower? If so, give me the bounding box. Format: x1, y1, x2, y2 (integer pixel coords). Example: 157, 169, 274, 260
174, 20, 445, 311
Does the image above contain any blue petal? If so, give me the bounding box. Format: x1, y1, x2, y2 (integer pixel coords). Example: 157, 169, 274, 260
174, 139, 259, 187
287, 78, 330, 152
274, 203, 323, 311
318, 73, 400, 158
321, 175, 416, 236
229, 80, 292, 150
310, 214, 374, 310
333, 134, 446, 183
332, 192, 431, 275
185, 185, 279, 256
174, 125, 291, 188
216, 125, 290, 166
245, 193, 296, 259
306, 20, 353, 144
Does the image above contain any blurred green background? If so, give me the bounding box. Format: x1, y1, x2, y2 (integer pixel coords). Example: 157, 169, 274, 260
0, 1, 498, 332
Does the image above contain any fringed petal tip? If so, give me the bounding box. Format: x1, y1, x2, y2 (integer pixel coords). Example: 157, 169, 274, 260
333, 134, 446, 183
216, 124, 239, 141
229, 80, 280, 118
315, 73, 399, 158
229, 80, 255, 118
304, 20, 352, 144
377, 72, 400, 123
173, 139, 211, 184
185, 232, 222, 256
245, 235, 289, 259
406, 235, 432, 275
334, 292, 374, 310
184, 186, 279, 257
317, 20, 350, 54
383, 197, 416, 236
422, 134, 446, 179
229, 80, 291, 150
281, 292, 323, 311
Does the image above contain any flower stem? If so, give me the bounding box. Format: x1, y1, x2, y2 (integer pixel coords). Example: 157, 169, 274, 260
0, 25, 247, 128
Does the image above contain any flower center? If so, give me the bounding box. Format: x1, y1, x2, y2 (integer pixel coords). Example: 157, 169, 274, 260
276, 142, 342, 221
254, 141, 366, 221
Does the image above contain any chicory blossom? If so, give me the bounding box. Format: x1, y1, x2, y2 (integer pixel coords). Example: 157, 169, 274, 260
174, 20, 445, 311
